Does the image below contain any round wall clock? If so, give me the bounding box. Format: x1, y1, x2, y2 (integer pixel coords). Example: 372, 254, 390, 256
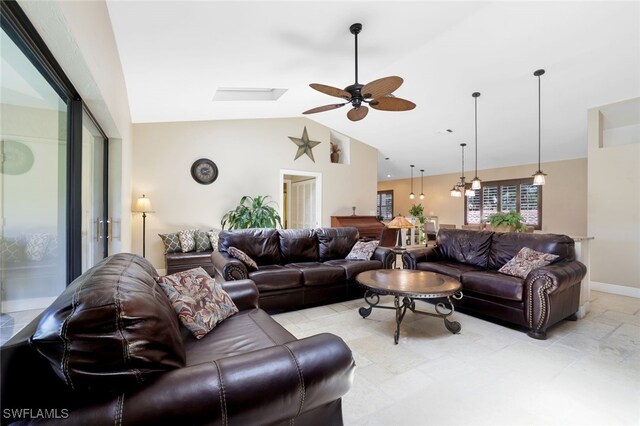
190, 158, 218, 185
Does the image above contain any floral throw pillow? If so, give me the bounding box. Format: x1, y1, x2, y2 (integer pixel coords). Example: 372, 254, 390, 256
156, 267, 238, 339
227, 246, 258, 271
178, 229, 197, 253
346, 240, 380, 261
194, 230, 212, 252
498, 247, 559, 279
159, 233, 181, 254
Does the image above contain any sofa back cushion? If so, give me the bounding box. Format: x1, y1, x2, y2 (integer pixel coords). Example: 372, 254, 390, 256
278, 229, 319, 263
435, 228, 493, 269
316, 227, 359, 261
30, 253, 186, 392
218, 228, 281, 266
488, 232, 575, 270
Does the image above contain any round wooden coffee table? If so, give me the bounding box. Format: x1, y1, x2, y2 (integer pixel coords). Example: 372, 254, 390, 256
356, 269, 463, 344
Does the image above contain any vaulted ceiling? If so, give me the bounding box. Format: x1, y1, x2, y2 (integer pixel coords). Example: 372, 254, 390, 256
105, 1, 640, 180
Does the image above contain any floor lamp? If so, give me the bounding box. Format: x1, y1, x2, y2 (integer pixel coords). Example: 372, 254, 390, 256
132, 194, 154, 257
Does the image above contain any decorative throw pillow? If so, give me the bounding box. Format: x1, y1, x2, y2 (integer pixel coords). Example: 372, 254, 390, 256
24, 233, 50, 261
194, 230, 212, 252
178, 229, 197, 253
346, 240, 380, 261
227, 246, 258, 271
207, 229, 221, 252
498, 247, 559, 279
156, 267, 238, 339
159, 233, 182, 254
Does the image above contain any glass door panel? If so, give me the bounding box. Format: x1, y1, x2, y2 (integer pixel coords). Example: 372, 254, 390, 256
81, 112, 106, 272
1, 28, 67, 312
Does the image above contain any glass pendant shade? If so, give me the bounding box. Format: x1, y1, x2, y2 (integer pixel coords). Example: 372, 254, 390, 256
533, 170, 547, 186
419, 193, 425, 200
450, 186, 461, 197
471, 177, 481, 190
409, 192, 415, 199
465, 188, 475, 197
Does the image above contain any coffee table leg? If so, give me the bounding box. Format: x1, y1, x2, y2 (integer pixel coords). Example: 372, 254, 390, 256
359, 290, 380, 318
436, 295, 462, 334
393, 296, 412, 344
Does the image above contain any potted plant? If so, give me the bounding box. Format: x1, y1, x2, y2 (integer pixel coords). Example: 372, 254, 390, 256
487, 210, 527, 232
221, 195, 283, 230
408, 204, 426, 225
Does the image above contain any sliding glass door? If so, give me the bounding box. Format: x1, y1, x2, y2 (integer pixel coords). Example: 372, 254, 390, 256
0, 27, 67, 311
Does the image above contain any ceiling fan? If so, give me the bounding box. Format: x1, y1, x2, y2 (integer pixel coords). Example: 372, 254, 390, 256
303, 23, 416, 122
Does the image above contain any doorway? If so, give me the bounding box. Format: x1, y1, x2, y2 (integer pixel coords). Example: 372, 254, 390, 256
280, 170, 322, 229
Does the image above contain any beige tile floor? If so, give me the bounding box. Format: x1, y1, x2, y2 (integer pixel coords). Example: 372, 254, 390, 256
273, 291, 640, 425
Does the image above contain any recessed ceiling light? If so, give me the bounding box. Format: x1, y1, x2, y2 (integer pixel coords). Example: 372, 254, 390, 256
387, 174, 391, 178
213, 87, 287, 101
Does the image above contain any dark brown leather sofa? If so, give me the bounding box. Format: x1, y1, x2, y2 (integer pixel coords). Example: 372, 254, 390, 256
1, 253, 355, 425
213, 227, 394, 310
402, 228, 586, 339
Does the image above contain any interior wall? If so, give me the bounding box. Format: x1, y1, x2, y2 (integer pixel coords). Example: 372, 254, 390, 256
378, 158, 588, 236
588, 100, 640, 291
132, 117, 378, 270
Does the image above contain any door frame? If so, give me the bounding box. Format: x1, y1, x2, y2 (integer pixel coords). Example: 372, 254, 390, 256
279, 169, 322, 229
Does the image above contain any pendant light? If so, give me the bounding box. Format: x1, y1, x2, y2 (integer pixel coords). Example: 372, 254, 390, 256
471, 92, 482, 191
419, 169, 425, 200
532, 69, 547, 186
450, 143, 475, 197
409, 165, 415, 199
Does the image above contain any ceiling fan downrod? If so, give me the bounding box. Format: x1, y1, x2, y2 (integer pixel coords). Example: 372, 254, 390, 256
350, 23, 362, 85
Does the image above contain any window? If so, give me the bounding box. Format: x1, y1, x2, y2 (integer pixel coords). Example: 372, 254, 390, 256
377, 190, 394, 221
464, 178, 542, 229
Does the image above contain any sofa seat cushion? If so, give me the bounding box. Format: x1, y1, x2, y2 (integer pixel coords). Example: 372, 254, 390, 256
323, 259, 382, 280
183, 309, 296, 365
461, 270, 524, 302
284, 262, 345, 287
248, 265, 302, 291
415, 260, 484, 280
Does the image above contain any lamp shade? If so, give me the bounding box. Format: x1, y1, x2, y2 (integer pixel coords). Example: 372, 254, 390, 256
132, 194, 154, 213
387, 215, 414, 229
450, 186, 462, 197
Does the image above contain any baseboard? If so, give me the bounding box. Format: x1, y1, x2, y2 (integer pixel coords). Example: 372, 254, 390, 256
2, 296, 57, 313
591, 281, 640, 299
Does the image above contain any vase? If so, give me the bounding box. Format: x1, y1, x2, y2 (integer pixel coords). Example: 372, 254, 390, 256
330, 152, 340, 163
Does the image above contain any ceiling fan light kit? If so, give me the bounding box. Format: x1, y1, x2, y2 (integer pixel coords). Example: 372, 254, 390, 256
303, 23, 416, 121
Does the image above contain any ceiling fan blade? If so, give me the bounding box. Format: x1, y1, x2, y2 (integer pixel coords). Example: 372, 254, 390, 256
302, 103, 347, 115
370, 96, 416, 111
361, 76, 404, 99
309, 83, 352, 100
347, 106, 369, 121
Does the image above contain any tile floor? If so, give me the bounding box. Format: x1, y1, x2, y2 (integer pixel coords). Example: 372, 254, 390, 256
273, 291, 640, 425
1, 292, 638, 425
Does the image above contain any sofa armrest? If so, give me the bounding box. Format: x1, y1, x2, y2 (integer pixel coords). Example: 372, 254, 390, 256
401, 246, 439, 269
524, 260, 587, 338
371, 246, 395, 269
212, 251, 248, 281
43, 334, 354, 426
221, 279, 259, 310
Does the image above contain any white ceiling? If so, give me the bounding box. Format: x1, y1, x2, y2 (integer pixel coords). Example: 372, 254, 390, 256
105, 1, 640, 180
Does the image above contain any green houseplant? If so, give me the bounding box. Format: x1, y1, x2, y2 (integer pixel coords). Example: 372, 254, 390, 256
221, 195, 283, 230
487, 210, 527, 232
408, 204, 426, 224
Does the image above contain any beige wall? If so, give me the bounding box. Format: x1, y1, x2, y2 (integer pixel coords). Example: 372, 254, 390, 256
132, 117, 378, 270
378, 158, 588, 236
588, 100, 640, 290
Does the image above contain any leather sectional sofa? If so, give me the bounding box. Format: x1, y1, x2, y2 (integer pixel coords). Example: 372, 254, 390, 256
402, 228, 586, 339
1, 253, 355, 425
213, 227, 395, 310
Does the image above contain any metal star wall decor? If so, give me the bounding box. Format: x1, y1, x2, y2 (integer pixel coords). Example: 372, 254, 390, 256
289, 126, 321, 162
